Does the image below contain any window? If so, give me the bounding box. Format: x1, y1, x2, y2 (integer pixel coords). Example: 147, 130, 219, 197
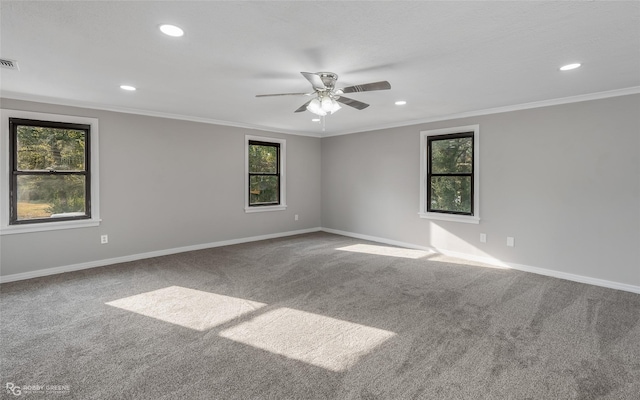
10, 118, 90, 224
248, 140, 280, 206
1, 110, 100, 234
419, 125, 479, 224
428, 132, 473, 214
245, 135, 286, 212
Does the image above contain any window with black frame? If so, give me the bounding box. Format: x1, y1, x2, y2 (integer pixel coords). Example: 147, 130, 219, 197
9, 118, 91, 224
427, 132, 474, 215
248, 140, 280, 206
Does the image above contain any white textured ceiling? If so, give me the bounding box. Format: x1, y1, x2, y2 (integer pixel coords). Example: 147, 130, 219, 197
1, 1, 639, 137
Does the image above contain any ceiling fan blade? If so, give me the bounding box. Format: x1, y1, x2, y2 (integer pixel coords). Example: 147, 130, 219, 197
294, 99, 312, 113
340, 81, 391, 94
301, 72, 326, 90
256, 92, 312, 97
336, 96, 370, 110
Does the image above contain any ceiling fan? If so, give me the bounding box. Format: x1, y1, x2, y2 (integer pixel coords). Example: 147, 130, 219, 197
256, 72, 391, 116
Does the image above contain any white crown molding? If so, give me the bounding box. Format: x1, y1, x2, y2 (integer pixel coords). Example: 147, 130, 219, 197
323, 86, 640, 137
0, 91, 323, 138
3, 86, 639, 139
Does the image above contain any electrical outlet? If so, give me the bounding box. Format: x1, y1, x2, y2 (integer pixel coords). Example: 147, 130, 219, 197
101, 235, 108, 244
507, 237, 515, 247
480, 233, 487, 243
294, 214, 299, 221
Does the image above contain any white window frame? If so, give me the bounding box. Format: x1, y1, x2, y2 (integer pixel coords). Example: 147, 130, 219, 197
0, 109, 101, 235
244, 135, 286, 213
419, 124, 480, 224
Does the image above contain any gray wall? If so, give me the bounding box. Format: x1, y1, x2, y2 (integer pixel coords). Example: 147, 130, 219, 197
2, 95, 639, 288
0, 99, 322, 277
322, 94, 640, 287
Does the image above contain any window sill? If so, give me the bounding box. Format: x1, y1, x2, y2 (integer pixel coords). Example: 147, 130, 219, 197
0, 218, 101, 235
245, 205, 287, 213
419, 212, 480, 224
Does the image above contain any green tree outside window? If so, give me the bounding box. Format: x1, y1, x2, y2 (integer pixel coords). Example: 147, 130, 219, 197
10, 119, 90, 222
428, 133, 474, 215
248, 141, 280, 206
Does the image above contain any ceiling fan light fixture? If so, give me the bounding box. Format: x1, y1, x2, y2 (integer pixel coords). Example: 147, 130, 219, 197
307, 98, 326, 116
319, 95, 341, 114
321, 96, 334, 112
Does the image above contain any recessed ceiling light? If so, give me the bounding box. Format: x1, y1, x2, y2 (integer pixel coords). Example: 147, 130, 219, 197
311, 118, 320, 122
560, 63, 581, 71
159, 24, 184, 37
395, 100, 407, 106
120, 85, 136, 91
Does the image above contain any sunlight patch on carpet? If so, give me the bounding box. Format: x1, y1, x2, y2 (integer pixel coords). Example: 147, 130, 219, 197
426, 254, 511, 269
336, 243, 431, 259
219, 307, 396, 371
105, 286, 266, 331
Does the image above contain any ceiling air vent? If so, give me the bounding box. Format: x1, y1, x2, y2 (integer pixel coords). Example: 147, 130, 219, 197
0, 58, 19, 70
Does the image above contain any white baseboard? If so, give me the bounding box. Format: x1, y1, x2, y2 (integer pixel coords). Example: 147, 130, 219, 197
321, 228, 640, 294
0, 227, 322, 284
3, 226, 639, 295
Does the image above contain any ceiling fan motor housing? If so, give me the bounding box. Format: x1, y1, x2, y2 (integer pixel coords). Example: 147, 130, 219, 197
318, 72, 338, 90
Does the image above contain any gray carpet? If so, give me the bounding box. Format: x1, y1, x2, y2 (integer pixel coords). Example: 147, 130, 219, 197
1, 232, 639, 399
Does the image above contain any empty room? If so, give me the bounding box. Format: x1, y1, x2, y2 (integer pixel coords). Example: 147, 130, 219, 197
1, 1, 639, 399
